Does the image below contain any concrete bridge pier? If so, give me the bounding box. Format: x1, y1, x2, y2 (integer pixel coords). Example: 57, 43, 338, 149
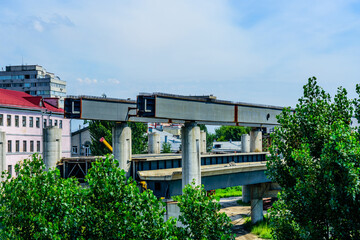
250, 129, 262, 152
0, 131, 6, 180
148, 132, 160, 154
181, 121, 201, 188
43, 127, 62, 171
241, 133, 251, 203
200, 130, 207, 154
242, 185, 251, 203
241, 134, 250, 153
112, 122, 132, 176
251, 183, 265, 224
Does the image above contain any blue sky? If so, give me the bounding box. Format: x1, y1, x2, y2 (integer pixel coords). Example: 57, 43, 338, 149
1, 0, 360, 109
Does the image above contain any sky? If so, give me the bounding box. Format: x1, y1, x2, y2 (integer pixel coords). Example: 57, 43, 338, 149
1, 0, 360, 110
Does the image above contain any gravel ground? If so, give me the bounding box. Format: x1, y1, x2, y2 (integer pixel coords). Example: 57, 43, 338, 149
219, 196, 263, 240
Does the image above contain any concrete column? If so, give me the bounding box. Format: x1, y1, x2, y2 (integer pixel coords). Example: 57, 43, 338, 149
241, 134, 250, 153
250, 130, 262, 152
112, 122, 132, 174
251, 183, 265, 224
0, 131, 6, 180
148, 132, 160, 154
43, 127, 62, 171
181, 122, 201, 188
242, 185, 251, 203
200, 130, 207, 154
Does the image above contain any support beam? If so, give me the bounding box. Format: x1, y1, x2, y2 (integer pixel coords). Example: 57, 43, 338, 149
200, 130, 207, 154
112, 122, 132, 176
241, 134, 250, 153
181, 122, 201, 188
148, 132, 161, 154
0, 131, 6, 180
43, 127, 62, 171
251, 183, 265, 224
250, 130, 262, 152
242, 185, 251, 203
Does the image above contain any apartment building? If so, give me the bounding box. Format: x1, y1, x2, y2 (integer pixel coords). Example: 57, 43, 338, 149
0, 89, 70, 176
0, 65, 66, 108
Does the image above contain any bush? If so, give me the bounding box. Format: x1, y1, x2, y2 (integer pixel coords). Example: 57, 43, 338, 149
161, 142, 172, 153
174, 181, 234, 240
0, 154, 85, 239
0, 155, 235, 239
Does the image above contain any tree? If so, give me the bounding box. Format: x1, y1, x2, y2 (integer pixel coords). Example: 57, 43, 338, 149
0, 154, 86, 239
267, 77, 360, 239
0, 154, 178, 239
81, 155, 178, 239
174, 181, 234, 240
88, 120, 148, 155
0, 154, 235, 239
214, 126, 250, 142
161, 142, 172, 153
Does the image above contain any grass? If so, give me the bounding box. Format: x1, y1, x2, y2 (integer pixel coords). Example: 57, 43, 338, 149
213, 186, 242, 200
243, 214, 272, 239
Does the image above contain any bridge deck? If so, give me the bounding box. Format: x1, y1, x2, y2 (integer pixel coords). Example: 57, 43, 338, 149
138, 161, 267, 181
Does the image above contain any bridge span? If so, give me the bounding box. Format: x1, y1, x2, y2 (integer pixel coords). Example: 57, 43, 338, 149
54, 93, 286, 223
58, 151, 280, 223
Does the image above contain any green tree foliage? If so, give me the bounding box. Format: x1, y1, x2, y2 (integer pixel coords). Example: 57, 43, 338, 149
81, 155, 178, 239
88, 120, 114, 156
0, 154, 85, 239
161, 142, 172, 153
0, 155, 234, 239
88, 120, 148, 155
174, 181, 234, 240
0, 154, 177, 239
215, 126, 250, 141
267, 77, 360, 239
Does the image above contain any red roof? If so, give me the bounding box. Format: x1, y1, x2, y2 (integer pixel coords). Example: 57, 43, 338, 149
0, 89, 63, 113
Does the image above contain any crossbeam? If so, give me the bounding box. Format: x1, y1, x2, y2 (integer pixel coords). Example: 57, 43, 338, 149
65, 93, 287, 126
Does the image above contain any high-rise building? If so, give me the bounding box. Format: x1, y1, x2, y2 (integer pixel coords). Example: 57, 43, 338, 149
0, 65, 66, 108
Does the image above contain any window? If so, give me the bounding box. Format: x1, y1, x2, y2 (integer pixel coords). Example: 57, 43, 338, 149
23, 141, 27, 152
36, 141, 40, 152
7, 140, 12, 152
55, 120, 58, 126
15, 115, 19, 127
59, 120, 62, 129
15, 140, 19, 152
30, 141, 34, 152
36, 117, 40, 128
7, 115, 11, 126
22, 116, 26, 127
44, 119, 47, 128
72, 146, 78, 154
29, 117, 33, 127
49, 119, 52, 126
0, 114, 3, 126
8, 165, 12, 177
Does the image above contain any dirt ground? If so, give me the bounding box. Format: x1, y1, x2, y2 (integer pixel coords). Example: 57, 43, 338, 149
219, 197, 263, 240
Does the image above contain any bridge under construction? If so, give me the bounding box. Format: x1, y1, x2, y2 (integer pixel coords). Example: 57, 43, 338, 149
51, 93, 286, 223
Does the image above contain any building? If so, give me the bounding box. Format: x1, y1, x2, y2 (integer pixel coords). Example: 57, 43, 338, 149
0, 65, 66, 108
212, 141, 242, 153
71, 127, 92, 157
0, 89, 70, 177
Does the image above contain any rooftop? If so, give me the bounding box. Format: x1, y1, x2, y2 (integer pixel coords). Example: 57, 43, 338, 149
0, 88, 63, 113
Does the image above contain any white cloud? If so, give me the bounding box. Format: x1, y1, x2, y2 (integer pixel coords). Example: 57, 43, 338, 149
107, 78, 120, 84
77, 77, 98, 84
